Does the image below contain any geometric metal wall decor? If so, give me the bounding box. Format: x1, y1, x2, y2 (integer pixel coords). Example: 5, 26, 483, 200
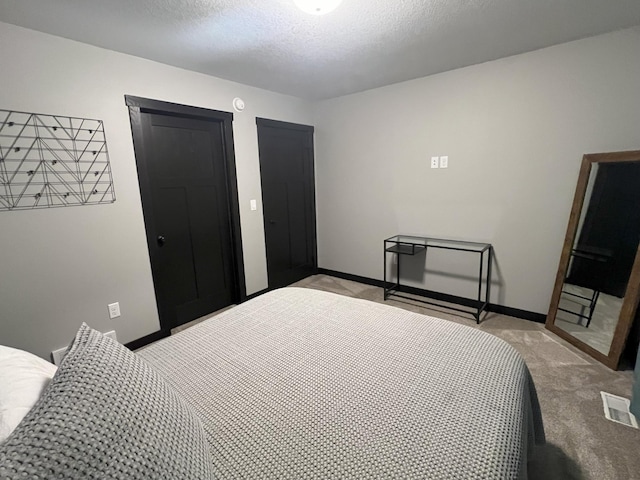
0, 109, 115, 211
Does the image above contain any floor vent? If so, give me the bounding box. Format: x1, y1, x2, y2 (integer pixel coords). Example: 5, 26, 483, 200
601, 392, 638, 428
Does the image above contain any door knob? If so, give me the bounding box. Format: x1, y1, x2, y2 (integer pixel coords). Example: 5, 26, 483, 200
157, 235, 166, 246
269, 220, 276, 225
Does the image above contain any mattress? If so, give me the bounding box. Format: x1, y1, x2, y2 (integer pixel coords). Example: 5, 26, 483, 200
138, 287, 544, 479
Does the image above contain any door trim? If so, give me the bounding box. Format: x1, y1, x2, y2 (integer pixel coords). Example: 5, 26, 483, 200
126, 95, 247, 333
256, 117, 318, 287
256, 117, 315, 133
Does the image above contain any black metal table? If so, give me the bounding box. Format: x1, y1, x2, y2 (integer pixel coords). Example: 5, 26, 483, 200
383, 235, 493, 323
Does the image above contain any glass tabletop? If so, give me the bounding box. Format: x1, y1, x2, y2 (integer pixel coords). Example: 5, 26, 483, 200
385, 235, 491, 252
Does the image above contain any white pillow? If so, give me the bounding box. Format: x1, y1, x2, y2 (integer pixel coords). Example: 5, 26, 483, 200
0, 345, 57, 443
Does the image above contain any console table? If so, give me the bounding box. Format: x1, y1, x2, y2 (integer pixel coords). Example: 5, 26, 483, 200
383, 235, 493, 323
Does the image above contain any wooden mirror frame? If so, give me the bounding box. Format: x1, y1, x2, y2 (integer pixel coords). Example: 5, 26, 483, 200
546, 150, 640, 370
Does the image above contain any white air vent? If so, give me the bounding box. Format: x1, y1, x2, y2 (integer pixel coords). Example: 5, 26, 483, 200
51, 330, 118, 365
601, 392, 638, 428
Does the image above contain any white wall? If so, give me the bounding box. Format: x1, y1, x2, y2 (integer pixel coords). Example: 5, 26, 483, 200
0, 22, 313, 359
313, 27, 640, 314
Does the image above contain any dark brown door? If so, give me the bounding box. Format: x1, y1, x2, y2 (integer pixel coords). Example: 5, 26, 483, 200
127, 96, 244, 331
257, 118, 317, 289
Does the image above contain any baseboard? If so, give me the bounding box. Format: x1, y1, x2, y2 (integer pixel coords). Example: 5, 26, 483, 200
124, 329, 170, 351
245, 287, 270, 301
123, 286, 278, 351
317, 268, 546, 323
487, 304, 546, 323
396, 284, 480, 309
317, 268, 384, 288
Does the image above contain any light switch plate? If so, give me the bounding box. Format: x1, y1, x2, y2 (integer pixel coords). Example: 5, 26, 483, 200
250, 199, 257, 211
439, 156, 449, 168
430, 156, 439, 169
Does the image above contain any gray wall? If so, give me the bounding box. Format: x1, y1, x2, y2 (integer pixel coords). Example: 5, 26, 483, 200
2, 22, 640, 359
313, 27, 640, 314
0, 22, 313, 359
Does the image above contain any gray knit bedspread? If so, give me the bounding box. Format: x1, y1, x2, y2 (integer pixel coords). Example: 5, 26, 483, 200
138, 287, 545, 479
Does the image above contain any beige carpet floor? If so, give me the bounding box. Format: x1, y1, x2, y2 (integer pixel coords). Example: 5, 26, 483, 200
176, 274, 640, 480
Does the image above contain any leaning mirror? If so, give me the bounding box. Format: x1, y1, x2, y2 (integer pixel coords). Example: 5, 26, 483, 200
546, 150, 640, 369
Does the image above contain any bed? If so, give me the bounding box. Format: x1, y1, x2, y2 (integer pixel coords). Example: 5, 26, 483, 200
1, 287, 544, 479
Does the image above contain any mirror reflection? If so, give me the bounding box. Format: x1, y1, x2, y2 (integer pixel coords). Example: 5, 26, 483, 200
555, 161, 640, 355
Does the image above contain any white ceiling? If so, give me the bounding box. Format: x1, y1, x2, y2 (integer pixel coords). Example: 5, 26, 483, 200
1, 0, 639, 100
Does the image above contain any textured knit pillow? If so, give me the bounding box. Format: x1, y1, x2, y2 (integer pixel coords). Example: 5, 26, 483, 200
0, 324, 214, 479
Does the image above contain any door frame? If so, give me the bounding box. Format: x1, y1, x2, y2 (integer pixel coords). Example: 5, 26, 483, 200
256, 117, 318, 288
125, 95, 246, 332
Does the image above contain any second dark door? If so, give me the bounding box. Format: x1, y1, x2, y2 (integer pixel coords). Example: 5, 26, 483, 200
257, 118, 317, 289
128, 98, 242, 331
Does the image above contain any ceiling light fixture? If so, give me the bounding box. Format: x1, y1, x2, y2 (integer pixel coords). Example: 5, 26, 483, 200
294, 0, 343, 15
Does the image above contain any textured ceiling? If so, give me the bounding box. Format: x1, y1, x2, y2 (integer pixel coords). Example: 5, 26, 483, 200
1, 0, 639, 100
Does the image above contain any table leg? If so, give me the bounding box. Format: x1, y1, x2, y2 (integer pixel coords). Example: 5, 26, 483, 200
476, 250, 484, 324
383, 241, 387, 300
486, 247, 493, 315
397, 248, 401, 293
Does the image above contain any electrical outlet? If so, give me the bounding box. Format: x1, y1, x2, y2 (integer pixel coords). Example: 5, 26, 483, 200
104, 330, 117, 342
51, 346, 68, 366
430, 156, 439, 169
108, 302, 121, 319
439, 156, 449, 168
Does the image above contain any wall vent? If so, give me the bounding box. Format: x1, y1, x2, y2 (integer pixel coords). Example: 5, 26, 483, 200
51, 330, 117, 365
